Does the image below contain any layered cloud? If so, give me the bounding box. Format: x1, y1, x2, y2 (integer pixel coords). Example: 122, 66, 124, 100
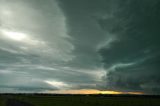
58, 0, 160, 94
97, 0, 160, 94
0, 0, 160, 94
0, 0, 75, 92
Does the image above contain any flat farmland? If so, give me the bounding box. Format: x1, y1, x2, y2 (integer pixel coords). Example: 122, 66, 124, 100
0, 94, 160, 106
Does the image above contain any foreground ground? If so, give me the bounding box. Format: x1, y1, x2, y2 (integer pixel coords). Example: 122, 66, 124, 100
0, 94, 160, 106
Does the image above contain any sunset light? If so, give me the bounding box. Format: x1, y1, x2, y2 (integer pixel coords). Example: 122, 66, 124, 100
45, 89, 144, 95
0, 0, 159, 105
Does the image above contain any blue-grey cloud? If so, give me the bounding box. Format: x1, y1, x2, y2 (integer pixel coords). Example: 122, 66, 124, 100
98, 0, 160, 94
0, 0, 160, 94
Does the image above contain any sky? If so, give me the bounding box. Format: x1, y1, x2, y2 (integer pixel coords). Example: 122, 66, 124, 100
0, 0, 160, 95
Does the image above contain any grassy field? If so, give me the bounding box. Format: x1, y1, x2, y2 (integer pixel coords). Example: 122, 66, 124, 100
0, 94, 160, 106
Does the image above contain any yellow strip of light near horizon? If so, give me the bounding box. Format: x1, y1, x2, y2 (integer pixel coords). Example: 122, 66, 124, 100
45, 89, 144, 95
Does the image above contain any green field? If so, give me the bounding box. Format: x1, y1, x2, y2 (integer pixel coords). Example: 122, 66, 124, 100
0, 94, 160, 106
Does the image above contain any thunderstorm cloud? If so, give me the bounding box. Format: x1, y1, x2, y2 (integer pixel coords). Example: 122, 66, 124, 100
0, 0, 160, 94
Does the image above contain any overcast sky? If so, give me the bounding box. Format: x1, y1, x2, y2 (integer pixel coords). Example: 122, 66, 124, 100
0, 0, 160, 94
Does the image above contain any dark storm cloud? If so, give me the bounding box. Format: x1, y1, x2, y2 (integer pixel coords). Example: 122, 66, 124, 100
98, 0, 160, 94
0, 0, 160, 94
58, 0, 160, 94
58, 0, 117, 69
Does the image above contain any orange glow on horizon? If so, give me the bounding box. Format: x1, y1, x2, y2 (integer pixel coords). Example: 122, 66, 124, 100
99, 90, 123, 94
44, 89, 144, 95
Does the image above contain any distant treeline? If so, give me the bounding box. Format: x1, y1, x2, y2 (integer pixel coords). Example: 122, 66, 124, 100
0, 93, 160, 98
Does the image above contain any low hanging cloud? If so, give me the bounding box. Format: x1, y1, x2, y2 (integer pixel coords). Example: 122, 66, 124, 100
0, 0, 75, 92
98, 0, 160, 94
0, 0, 160, 94
58, 0, 160, 94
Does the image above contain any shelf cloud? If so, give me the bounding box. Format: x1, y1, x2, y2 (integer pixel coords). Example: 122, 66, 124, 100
0, 0, 160, 94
